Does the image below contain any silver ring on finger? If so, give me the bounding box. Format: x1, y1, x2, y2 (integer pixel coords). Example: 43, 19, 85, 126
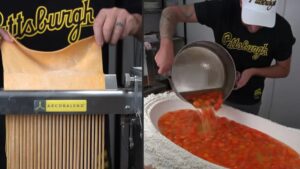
115, 21, 124, 28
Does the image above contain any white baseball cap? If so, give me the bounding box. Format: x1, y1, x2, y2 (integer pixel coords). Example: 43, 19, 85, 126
241, 0, 278, 28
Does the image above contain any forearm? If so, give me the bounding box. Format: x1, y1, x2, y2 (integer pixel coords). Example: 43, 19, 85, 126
155, 5, 197, 75
236, 59, 291, 89
160, 7, 179, 39
251, 64, 290, 78
160, 5, 197, 40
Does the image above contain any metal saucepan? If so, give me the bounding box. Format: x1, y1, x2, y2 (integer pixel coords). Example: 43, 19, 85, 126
170, 41, 236, 103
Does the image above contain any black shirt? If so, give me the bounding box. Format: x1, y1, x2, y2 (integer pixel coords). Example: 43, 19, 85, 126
0, 0, 110, 50
0, 0, 141, 86
194, 0, 296, 105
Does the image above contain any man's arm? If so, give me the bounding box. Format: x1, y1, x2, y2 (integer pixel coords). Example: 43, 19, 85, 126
236, 58, 291, 89
252, 58, 291, 77
155, 5, 198, 75
160, 5, 198, 39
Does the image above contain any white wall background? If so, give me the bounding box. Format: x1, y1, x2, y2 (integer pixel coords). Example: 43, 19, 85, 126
185, 0, 300, 129
265, 0, 300, 129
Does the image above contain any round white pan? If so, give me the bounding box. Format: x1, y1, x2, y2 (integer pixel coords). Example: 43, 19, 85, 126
144, 92, 300, 169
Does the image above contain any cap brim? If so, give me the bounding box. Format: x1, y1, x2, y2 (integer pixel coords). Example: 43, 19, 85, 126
242, 6, 276, 28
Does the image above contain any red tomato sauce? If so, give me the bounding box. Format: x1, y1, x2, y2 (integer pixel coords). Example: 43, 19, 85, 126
158, 109, 300, 169
182, 90, 223, 110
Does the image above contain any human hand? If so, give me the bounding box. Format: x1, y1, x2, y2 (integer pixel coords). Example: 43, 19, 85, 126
235, 68, 256, 90
154, 38, 174, 75
0, 29, 13, 43
93, 7, 142, 46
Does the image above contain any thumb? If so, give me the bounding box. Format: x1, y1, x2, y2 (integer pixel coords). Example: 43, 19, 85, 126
0, 29, 13, 43
234, 79, 241, 90
158, 67, 164, 75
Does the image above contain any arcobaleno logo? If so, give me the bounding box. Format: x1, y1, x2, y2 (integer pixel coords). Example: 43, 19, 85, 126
0, 0, 94, 44
249, 0, 277, 10
222, 32, 269, 60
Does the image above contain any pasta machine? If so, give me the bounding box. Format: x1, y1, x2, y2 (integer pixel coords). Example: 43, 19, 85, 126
0, 67, 143, 169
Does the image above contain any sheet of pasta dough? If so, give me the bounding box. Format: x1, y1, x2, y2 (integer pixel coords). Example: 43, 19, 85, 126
2, 36, 105, 90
